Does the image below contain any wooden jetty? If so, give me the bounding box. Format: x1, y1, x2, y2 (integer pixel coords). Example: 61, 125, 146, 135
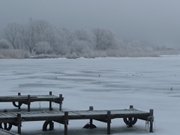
0, 105, 154, 135
0, 91, 64, 111
0, 92, 154, 135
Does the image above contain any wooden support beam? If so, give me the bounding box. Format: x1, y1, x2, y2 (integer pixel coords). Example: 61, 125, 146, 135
17, 113, 22, 135
83, 106, 96, 129
89, 106, 93, 125
107, 111, 111, 134
49, 91, 52, 111
27, 95, 31, 112
129, 105, 133, 109
18, 93, 21, 110
89, 106, 93, 111
59, 94, 63, 111
149, 109, 154, 133
64, 112, 68, 135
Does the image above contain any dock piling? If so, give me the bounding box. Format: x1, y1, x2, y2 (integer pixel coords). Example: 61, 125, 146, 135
64, 112, 69, 135
149, 109, 154, 133
59, 94, 63, 111
107, 111, 111, 134
129, 105, 133, 109
89, 106, 93, 126
18, 93, 21, 109
83, 106, 97, 129
17, 113, 22, 135
49, 91, 53, 110
27, 95, 31, 112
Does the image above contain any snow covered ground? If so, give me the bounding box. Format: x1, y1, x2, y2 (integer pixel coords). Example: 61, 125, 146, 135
0, 56, 180, 135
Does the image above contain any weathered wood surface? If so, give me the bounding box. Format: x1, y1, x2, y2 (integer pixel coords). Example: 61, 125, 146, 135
0, 108, 150, 121
0, 94, 63, 103
0, 106, 154, 135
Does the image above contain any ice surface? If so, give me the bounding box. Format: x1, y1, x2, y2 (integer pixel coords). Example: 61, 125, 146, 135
0, 56, 180, 134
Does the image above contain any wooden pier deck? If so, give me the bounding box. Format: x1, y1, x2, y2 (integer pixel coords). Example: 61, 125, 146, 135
0, 106, 154, 135
0, 92, 154, 135
0, 91, 64, 111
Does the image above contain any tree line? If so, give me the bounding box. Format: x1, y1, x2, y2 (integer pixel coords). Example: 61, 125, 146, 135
0, 20, 176, 58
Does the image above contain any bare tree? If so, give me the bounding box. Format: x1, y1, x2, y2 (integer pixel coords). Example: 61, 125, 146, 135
53, 28, 74, 55
34, 41, 52, 54
0, 39, 12, 49
24, 19, 55, 53
93, 28, 117, 51
3, 23, 24, 49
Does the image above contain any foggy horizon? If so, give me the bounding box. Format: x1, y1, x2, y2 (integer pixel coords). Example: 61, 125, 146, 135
0, 0, 180, 46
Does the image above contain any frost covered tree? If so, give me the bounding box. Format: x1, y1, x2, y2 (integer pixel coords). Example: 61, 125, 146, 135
67, 30, 94, 57
74, 30, 92, 43
3, 23, 24, 49
70, 39, 92, 57
23, 20, 55, 53
34, 41, 52, 54
93, 28, 118, 51
0, 19, 170, 58
0, 39, 12, 49
53, 28, 74, 55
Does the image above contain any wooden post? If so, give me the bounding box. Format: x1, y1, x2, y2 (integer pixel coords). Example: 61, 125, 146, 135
129, 105, 133, 109
89, 106, 93, 111
83, 106, 96, 129
89, 106, 93, 126
59, 94, 63, 111
18, 92, 21, 109
64, 112, 68, 135
49, 91, 52, 110
149, 109, 154, 133
27, 95, 31, 112
17, 113, 22, 135
107, 111, 111, 134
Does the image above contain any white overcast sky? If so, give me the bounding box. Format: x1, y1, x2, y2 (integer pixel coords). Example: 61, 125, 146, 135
0, 0, 180, 46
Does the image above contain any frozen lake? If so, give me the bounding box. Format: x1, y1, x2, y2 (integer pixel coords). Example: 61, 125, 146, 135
0, 56, 180, 135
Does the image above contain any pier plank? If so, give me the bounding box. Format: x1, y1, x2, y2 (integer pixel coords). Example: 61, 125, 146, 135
0, 108, 151, 121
